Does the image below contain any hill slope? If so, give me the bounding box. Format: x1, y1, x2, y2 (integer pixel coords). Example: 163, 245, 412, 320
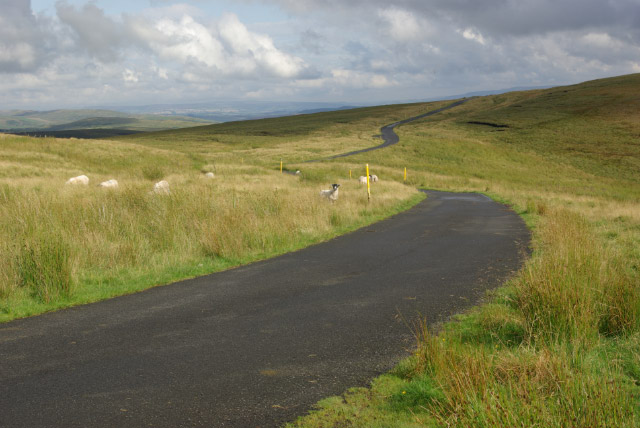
1, 73, 639, 426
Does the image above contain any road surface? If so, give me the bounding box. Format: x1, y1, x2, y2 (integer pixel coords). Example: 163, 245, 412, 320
0, 190, 529, 427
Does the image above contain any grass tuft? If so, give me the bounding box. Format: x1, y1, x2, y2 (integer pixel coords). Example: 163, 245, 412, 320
16, 232, 73, 303
141, 164, 165, 181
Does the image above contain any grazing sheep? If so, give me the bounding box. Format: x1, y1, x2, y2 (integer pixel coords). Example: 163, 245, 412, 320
66, 175, 89, 185
320, 183, 340, 201
204, 172, 215, 178
153, 180, 170, 194
98, 179, 118, 189
369, 174, 378, 182
295, 170, 301, 175
358, 176, 368, 184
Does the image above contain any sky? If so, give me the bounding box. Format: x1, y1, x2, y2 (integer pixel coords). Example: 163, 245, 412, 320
2, 0, 640, 109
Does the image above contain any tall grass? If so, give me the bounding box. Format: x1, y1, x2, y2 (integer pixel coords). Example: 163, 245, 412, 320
406, 208, 639, 426
0, 137, 420, 320
16, 232, 73, 303
516, 209, 638, 344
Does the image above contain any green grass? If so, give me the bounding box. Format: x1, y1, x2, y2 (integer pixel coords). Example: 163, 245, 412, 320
2, 73, 640, 426
284, 74, 640, 426
0, 132, 422, 321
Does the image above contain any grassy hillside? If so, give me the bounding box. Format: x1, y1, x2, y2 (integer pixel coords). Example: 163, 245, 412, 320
284, 74, 640, 426
1, 73, 639, 425
0, 114, 423, 320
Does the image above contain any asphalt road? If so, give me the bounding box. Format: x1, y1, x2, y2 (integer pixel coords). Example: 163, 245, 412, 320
0, 190, 529, 427
305, 98, 470, 162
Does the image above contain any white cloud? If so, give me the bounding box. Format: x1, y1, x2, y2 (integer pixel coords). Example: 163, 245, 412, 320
219, 13, 305, 78
122, 69, 140, 83
152, 15, 227, 69
377, 7, 424, 42
134, 12, 307, 78
461, 28, 486, 45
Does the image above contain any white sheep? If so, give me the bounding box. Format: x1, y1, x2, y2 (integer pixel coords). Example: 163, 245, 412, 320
370, 174, 378, 182
66, 175, 89, 185
153, 180, 170, 194
320, 183, 340, 202
98, 179, 119, 189
295, 170, 301, 175
204, 172, 215, 179
358, 176, 368, 184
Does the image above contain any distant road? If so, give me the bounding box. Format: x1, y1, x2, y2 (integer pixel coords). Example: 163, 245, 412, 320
0, 190, 528, 427
306, 98, 471, 162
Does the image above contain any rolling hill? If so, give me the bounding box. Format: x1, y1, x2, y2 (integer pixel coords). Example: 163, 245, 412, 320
1, 73, 638, 426
0, 108, 214, 138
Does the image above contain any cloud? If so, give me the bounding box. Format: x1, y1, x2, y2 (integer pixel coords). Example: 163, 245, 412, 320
461, 28, 486, 45
265, 0, 640, 89
122, 68, 140, 83
56, 2, 131, 62
217, 13, 306, 78
299, 29, 325, 54
377, 7, 424, 42
53, 4, 308, 79
0, 0, 50, 72
268, 0, 640, 38
2, 0, 640, 108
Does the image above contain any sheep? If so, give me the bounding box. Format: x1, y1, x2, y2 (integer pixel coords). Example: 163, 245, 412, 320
358, 176, 368, 184
66, 175, 89, 186
369, 174, 379, 182
98, 179, 118, 189
295, 170, 301, 175
153, 180, 170, 194
204, 172, 215, 179
320, 183, 340, 202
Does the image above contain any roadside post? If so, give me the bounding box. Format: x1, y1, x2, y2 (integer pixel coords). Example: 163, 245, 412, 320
366, 163, 371, 201
404, 167, 407, 182
349, 169, 352, 179
280, 159, 283, 173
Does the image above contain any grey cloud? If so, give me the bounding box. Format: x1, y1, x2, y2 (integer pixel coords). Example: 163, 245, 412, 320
299, 29, 325, 54
0, 0, 51, 72
263, 0, 640, 86
55, 2, 131, 62
267, 0, 640, 37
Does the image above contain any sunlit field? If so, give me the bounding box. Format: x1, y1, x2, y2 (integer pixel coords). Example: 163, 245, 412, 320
2, 73, 639, 426
0, 132, 421, 321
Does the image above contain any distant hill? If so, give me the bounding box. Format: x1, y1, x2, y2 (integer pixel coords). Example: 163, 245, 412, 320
0, 109, 214, 138
90, 101, 365, 123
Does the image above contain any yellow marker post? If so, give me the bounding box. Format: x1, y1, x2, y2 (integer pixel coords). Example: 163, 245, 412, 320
404, 167, 407, 182
280, 159, 283, 174
366, 163, 371, 201
349, 169, 352, 179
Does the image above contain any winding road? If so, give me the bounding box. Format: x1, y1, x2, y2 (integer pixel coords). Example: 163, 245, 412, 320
0, 102, 529, 428
306, 98, 470, 162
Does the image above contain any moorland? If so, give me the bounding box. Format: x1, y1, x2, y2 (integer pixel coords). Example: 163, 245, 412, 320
1, 73, 638, 426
